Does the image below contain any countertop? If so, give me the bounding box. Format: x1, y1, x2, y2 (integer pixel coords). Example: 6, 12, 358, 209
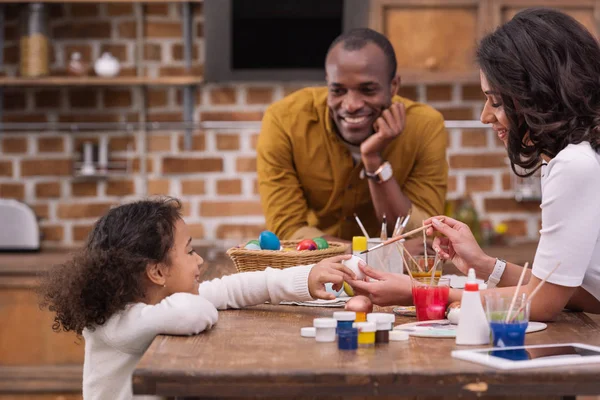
0, 242, 539, 275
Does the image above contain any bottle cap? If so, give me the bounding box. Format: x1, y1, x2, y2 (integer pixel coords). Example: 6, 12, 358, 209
313, 317, 337, 328
352, 321, 376, 333
333, 311, 356, 321
300, 327, 316, 337
367, 313, 395, 330
465, 268, 479, 292
389, 330, 410, 341
367, 313, 395, 323
352, 236, 367, 252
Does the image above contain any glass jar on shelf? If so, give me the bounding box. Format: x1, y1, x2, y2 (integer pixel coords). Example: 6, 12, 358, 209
19, 3, 50, 78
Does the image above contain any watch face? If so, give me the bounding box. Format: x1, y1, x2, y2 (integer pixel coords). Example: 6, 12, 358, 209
381, 163, 393, 181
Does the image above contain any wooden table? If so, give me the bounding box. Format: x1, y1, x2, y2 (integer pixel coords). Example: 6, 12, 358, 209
133, 304, 600, 399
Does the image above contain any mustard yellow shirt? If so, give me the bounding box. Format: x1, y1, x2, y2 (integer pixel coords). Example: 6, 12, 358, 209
257, 87, 448, 240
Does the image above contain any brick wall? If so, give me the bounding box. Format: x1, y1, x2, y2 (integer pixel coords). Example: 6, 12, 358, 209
0, 3, 541, 249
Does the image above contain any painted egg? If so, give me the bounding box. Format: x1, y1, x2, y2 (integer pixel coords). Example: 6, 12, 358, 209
247, 239, 260, 247
259, 230, 280, 251
296, 239, 318, 251
446, 301, 461, 324
312, 237, 329, 250
342, 255, 366, 280
343, 281, 355, 297
244, 243, 262, 251
345, 295, 373, 314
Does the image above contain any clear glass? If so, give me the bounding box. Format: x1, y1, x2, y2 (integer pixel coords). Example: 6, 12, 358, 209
484, 293, 530, 347
411, 277, 450, 321
405, 254, 443, 279
365, 238, 404, 275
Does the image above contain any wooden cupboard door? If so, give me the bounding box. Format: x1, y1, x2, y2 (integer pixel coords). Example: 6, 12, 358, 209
0, 287, 84, 365
370, 0, 490, 83
494, 0, 599, 37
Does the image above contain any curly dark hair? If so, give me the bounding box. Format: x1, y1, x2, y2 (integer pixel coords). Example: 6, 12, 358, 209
477, 7, 600, 176
39, 197, 182, 335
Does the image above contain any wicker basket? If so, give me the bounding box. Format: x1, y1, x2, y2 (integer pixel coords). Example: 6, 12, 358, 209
226, 240, 349, 273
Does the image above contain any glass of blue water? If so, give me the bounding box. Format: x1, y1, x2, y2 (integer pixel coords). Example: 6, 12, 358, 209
484, 293, 529, 347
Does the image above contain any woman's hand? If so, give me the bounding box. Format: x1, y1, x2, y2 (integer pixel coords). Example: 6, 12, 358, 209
424, 216, 494, 275
308, 255, 356, 300
346, 263, 413, 306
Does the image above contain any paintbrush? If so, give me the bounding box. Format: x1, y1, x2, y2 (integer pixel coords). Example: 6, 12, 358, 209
393, 216, 402, 237
505, 262, 529, 323
381, 214, 387, 241
398, 214, 410, 235
353, 213, 370, 239
509, 262, 561, 322
360, 220, 443, 254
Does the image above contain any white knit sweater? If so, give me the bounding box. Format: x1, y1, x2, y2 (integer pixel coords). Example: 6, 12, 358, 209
81, 265, 314, 400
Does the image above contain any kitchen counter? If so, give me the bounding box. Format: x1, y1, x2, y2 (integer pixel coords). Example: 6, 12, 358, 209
0, 242, 538, 276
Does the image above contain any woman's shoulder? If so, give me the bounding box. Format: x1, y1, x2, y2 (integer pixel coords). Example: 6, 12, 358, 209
547, 141, 600, 176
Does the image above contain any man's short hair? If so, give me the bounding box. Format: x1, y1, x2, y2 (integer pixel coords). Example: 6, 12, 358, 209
326, 28, 397, 81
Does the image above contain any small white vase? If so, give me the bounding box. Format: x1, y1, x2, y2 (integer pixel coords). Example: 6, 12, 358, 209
94, 52, 120, 78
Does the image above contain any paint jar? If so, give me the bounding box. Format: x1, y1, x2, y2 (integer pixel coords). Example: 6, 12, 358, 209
367, 313, 395, 344
354, 312, 367, 323
353, 322, 376, 348
333, 311, 356, 332
337, 327, 358, 350
313, 318, 337, 342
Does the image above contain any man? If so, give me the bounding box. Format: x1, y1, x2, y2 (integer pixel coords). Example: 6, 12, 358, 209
257, 28, 448, 252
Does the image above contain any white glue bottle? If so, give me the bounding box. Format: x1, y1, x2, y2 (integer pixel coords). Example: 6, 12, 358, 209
456, 268, 490, 345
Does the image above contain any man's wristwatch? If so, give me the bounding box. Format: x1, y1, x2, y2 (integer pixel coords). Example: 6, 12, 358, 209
486, 258, 507, 288
363, 161, 393, 183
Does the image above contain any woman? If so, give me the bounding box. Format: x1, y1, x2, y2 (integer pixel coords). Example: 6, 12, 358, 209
349, 8, 600, 321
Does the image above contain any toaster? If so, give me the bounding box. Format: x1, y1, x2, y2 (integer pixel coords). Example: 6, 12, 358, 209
0, 199, 40, 252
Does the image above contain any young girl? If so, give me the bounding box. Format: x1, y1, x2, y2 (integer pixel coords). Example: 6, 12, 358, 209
40, 197, 355, 400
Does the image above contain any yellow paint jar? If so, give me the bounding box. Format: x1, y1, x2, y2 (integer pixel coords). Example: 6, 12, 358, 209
353, 322, 376, 347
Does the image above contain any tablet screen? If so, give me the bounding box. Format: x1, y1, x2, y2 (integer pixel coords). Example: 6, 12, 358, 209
486, 345, 600, 362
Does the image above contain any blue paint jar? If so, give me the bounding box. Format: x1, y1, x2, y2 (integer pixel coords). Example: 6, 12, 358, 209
333, 311, 356, 333
338, 328, 358, 350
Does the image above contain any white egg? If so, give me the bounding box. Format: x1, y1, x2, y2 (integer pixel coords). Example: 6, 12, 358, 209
447, 306, 461, 325
343, 255, 366, 280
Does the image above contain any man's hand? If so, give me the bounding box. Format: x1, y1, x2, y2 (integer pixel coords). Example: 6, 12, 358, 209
360, 103, 406, 171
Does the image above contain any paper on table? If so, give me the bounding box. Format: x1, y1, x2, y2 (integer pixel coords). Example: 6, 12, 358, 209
280, 297, 350, 308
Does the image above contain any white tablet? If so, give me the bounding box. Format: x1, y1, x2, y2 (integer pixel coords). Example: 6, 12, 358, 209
451, 343, 600, 370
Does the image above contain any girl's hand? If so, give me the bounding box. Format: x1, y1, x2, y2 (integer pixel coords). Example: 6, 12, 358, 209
423, 216, 494, 275
308, 255, 356, 300
346, 263, 413, 306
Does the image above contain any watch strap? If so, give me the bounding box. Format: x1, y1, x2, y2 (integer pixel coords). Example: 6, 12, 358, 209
487, 258, 507, 288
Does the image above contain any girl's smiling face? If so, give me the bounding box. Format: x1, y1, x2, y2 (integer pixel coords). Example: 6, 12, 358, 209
163, 218, 204, 295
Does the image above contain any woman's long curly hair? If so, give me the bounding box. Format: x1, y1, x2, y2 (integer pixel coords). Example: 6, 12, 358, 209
477, 8, 600, 176
39, 197, 182, 335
